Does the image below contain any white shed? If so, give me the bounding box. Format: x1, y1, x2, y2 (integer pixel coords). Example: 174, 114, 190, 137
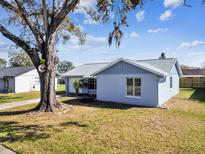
0, 66, 57, 93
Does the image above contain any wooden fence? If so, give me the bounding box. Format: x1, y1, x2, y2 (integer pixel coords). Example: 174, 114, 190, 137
180, 77, 205, 88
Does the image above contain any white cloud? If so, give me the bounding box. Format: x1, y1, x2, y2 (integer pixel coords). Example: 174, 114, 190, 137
79, 0, 95, 8
185, 52, 205, 67
0, 41, 8, 48
85, 35, 106, 46
160, 10, 172, 21
178, 40, 205, 49
161, 50, 205, 67
147, 28, 168, 33
164, 0, 184, 8
75, 0, 99, 25
136, 10, 145, 22
0, 41, 9, 61
58, 35, 106, 52
129, 32, 139, 38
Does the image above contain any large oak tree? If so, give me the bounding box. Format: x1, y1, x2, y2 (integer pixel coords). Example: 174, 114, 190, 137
0, 0, 194, 111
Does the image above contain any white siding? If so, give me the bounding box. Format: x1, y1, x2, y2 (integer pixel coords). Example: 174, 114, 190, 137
97, 74, 158, 106
15, 69, 40, 93
158, 65, 179, 106
15, 70, 58, 93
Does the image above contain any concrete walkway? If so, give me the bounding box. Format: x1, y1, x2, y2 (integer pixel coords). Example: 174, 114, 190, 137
0, 145, 16, 154
0, 95, 64, 111
0, 98, 40, 111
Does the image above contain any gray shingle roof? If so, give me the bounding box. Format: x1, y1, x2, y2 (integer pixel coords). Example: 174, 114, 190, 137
137, 58, 177, 73
0, 66, 35, 78
63, 58, 179, 77
63, 62, 109, 77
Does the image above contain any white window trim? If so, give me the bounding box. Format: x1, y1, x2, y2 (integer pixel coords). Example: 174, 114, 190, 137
125, 95, 141, 99
126, 77, 141, 98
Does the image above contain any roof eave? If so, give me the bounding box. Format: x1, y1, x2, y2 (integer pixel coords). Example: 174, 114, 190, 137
92, 58, 168, 77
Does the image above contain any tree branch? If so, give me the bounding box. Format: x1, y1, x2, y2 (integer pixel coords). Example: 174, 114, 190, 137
0, 0, 44, 46
0, 24, 40, 66
14, 0, 44, 44
0, 0, 18, 12
49, 0, 79, 35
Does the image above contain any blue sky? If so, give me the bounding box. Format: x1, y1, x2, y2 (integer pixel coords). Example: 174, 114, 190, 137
1, 0, 205, 67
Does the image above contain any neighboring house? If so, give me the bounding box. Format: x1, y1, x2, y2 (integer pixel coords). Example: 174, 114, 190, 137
63, 56, 182, 107
180, 68, 205, 88
0, 66, 57, 93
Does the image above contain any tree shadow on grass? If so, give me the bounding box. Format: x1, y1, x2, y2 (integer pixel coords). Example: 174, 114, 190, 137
190, 88, 205, 103
61, 98, 136, 110
0, 108, 34, 116
0, 96, 23, 104
60, 121, 89, 128
0, 120, 90, 144
0, 121, 52, 143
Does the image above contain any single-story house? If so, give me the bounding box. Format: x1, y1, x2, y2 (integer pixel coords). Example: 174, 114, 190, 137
63, 56, 182, 107
0, 66, 57, 93
180, 68, 205, 88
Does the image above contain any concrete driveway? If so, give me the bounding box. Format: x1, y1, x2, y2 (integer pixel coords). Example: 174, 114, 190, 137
0, 98, 39, 111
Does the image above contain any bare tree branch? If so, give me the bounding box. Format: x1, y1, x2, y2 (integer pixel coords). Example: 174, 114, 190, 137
0, 0, 18, 13
49, 0, 79, 35
14, 0, 44, 44
0, 0, 44, 46
0, 24, 40, 66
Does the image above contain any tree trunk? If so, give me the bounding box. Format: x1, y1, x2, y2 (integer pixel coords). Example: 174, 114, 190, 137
35, 70, 61, 112
34, 33, 61, 112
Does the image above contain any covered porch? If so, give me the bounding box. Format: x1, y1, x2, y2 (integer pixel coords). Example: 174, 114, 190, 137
80, 77, 97, 96
65, 76, 97, 96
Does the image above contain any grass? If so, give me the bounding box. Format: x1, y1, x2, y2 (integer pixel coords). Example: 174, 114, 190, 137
0, 88, 205, 153
56, 84, 65, 95
0, 84, 66, 105
0, 91, 40, 105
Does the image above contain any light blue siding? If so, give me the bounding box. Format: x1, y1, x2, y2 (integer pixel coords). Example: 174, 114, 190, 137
65, 77, 69, 94
97, 61, 180, 106
96, 61, 159, 106
97, 74, 158, 106
158, 65, 179, 106
98, 61, 152, 75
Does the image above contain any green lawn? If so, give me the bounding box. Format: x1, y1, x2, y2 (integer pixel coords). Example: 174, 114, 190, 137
0, 84, 65, 104
0, 88, 205, 154
57, 84, 65, 94
0, 91, 40, 105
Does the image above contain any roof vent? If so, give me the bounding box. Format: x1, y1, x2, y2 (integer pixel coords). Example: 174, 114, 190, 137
159, 52, 166, 59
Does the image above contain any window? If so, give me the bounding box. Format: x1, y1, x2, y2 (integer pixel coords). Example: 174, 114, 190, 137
34, 77, 40, 85
126, 78, 141, 97
170, 77, 173, 88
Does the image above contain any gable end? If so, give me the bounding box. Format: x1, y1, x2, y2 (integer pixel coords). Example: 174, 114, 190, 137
97, 61, 152, 75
